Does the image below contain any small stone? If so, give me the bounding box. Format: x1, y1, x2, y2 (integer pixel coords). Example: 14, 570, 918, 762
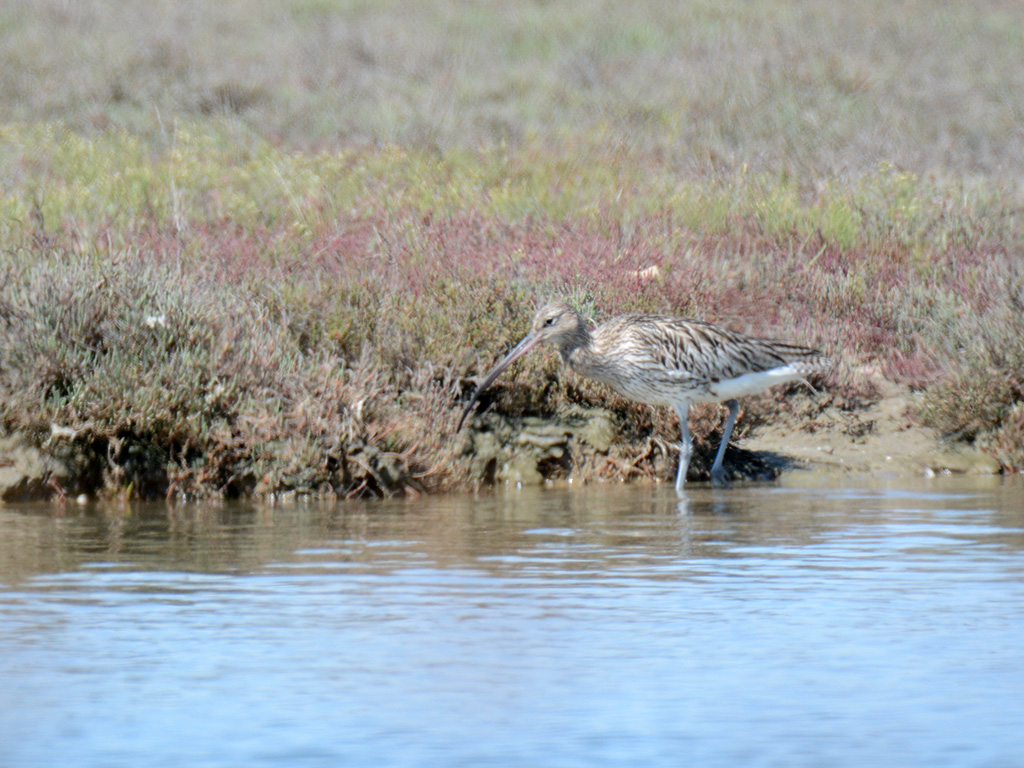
578, 413, 617, 452
515, 430, 567, 449
501, 455, 544, 486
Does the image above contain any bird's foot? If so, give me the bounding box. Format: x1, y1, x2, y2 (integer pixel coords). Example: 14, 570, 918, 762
710, 467, 730, 488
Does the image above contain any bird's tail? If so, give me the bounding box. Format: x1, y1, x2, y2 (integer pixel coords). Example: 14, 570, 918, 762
791, 352, 833, 376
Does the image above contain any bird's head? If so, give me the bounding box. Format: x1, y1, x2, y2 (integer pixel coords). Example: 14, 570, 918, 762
528, 301, 587, 351
456, 300, 588, 430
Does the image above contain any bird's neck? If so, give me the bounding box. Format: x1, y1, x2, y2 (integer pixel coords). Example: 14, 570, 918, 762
560, 325, 593, 366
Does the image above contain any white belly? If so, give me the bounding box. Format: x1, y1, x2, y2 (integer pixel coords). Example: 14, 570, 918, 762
696, 363, 809, 403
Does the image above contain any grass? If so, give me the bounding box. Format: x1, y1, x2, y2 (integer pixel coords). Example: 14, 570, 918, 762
1, 1, 1023, 497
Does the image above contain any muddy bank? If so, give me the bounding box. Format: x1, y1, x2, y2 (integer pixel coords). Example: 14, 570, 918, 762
458, 391, 1003, 492
3, 385, 1002, 504
0, 433, 74, 502
741, 391, 1002, 480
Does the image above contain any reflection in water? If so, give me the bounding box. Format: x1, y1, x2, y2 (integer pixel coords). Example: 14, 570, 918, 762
1, 476, 1023, 768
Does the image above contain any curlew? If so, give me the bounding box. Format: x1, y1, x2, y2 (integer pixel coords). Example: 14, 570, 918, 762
457, 301, 831, 492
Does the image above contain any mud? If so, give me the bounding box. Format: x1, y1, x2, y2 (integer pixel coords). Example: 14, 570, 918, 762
457, 382, 1005, 491
741, 392, 1002, 480
0, 386, 1005, 502
0, 432, 77, 502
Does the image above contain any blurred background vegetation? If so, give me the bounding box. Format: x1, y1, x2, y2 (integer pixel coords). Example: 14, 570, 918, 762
3, 0, 1023, 180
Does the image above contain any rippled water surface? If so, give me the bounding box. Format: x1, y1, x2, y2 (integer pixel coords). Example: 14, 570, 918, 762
2, 475, 1023, 767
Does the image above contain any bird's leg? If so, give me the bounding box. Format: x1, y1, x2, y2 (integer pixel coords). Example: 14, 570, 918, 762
711, 399, 740, 487
673, 404, 692, 494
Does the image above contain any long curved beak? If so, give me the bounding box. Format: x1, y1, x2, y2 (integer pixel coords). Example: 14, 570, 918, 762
456, 331, 543, 431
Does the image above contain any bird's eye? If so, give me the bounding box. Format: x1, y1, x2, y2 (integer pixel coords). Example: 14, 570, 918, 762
543, 317, 554, 327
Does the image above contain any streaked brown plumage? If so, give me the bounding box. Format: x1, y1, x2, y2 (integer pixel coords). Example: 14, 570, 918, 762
458, 301, 831, 492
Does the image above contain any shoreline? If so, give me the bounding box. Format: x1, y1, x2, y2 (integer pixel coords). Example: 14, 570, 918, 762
0, 390, 1002, 504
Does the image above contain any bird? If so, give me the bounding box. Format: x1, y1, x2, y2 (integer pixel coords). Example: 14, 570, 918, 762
457, 300, 831, 493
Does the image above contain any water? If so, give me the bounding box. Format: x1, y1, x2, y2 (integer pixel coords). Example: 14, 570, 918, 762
1, 475, 1023, 768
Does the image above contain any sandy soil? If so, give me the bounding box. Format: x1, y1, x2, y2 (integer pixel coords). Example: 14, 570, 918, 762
742, 387, 1002, 480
